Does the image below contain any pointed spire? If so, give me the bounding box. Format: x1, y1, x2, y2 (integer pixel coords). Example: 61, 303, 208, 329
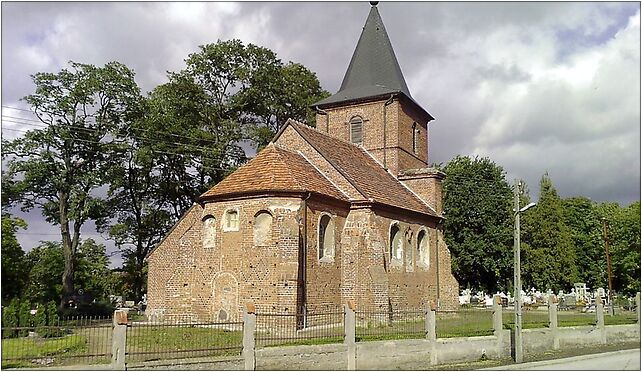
315, 3, 412, 107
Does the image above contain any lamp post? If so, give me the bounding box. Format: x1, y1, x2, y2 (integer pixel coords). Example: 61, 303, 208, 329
513, 178, 536, 364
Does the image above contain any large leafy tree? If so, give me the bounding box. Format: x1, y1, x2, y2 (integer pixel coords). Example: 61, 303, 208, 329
521, 174, 578, 292
442, 155, 513, 293
23, 239, 112, 305
561, 197, 605, 290
1, 61, 142, 307
1, 216, 28, 304
596, 201, 641, 295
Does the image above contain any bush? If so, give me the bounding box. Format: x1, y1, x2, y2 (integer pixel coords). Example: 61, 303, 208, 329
2, 299, 20, 339
59, 301, 114, 318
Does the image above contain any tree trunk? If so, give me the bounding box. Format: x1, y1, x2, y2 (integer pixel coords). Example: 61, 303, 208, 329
58, 192, 74, 309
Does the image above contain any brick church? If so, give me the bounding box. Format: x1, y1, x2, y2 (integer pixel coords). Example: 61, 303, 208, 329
146, 3, 459, 322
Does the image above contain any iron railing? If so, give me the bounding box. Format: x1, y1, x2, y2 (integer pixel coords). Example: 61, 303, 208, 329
1, 316, 112, 369
356, 307, 425, 342
255, 310, 345, 347
125, 315, 243, 364
436, 308, 494, 338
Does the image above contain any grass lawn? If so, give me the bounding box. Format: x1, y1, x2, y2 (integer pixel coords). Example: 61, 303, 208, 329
1, 334, 88, 368
125, 326, 242, 362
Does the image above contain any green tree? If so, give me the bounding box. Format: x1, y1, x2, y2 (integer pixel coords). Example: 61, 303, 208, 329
1, 216, 28, 304
442, 155, 513, 293
23, 242, 65, 305
596, 201, 641, 295
23, 239, 112, 305
521, 174, 578, 292
1, 61, 143, 307
561, 197, 605, 289
74, 238, 112, 301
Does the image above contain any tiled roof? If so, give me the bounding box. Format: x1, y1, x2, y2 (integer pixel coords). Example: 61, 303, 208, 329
286, 121, 439, 217
199, 144, 348, 202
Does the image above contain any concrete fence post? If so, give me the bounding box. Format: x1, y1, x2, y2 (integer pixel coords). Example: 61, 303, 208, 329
111, 310, 128, 370
243, 303, 257, 371
426, 301, 438, 366
548, 294, 559, 350
425, 303, 436, 341
596, 297, 606, 344
344, 301, 356, 371
492, 295, 503, 358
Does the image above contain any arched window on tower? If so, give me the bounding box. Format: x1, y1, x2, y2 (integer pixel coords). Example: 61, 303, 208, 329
390, 223, 403, 263
349, 116, 363, 145
318, 214, 335, 261
253, 211, 273, 246
202, 215, 216, 248
417, 230, 429, 268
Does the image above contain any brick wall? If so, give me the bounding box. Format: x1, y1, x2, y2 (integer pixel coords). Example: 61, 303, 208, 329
316, 98, 430, 175
399, 168, 445, 215
146, 196, 304, 322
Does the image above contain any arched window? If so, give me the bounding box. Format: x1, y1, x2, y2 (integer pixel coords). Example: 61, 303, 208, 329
412, 122, 418, 153
349, 116, 363, 145
390, 223, 403, 262
253, 211, 272, 246
202, 216, 216, 248
417, 230, 429, 268
223, 209, 239, 231
318, 214, 335, 261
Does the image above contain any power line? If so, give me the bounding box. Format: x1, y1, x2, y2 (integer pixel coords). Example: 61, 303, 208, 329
2, 104, 242, 150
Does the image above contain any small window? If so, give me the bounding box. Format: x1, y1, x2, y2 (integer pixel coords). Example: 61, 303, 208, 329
412, 122, 418, 153
202, 216, 216, 248
253, 211, 272, 246
417, 230, 429, 268
349, 116, 363, 145
318, 214, 335, 261
224, 209, 239, 231
390, 223, 403, 262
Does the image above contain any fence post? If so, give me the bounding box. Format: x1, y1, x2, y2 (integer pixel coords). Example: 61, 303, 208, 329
111, 310, 128, 371
548, 294, 559, 350
493, 295, 503, 358
426, 301, 438, 366
243, 303, 257, 371
596, 296, 606, 344
425, 303, 436, 341
344, 301, 356, 371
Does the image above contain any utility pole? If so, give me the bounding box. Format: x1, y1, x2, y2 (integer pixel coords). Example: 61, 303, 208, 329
602, 218, 614, 316
513, 178, 523, 363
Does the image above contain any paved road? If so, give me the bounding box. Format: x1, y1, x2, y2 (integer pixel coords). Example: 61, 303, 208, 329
484, 349, 640, 370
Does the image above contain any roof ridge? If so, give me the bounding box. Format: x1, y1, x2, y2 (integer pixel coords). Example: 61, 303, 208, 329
360, 147, 439, 216
296, 150, 352, 200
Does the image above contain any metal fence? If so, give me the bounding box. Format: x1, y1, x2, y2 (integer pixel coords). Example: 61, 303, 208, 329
255, 310, 345, 347
125, 315, 243, 364
1, 316, 112, 369
436, 308, 494, 338
356, 307, 425, 342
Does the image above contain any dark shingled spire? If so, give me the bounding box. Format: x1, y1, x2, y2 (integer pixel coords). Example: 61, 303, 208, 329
314, 3, 416, 107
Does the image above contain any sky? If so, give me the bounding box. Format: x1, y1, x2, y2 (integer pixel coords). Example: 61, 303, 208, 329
2, 1, 640, 267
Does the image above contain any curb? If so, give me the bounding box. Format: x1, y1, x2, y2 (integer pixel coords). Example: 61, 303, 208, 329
481, 348, 641, 370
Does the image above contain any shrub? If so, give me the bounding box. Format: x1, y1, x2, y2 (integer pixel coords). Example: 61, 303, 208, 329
1, 299, 20, 339
59, 301, 114, 318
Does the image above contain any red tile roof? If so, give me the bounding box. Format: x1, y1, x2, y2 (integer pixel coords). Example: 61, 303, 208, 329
284, 121, 438, 217
200, 144, 348, 202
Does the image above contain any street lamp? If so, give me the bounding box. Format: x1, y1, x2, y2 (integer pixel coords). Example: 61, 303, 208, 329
513, 180, 535, 364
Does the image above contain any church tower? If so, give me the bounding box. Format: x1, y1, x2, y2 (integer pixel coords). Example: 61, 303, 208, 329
313, 2, 434, 177
313, 2, 444, 213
